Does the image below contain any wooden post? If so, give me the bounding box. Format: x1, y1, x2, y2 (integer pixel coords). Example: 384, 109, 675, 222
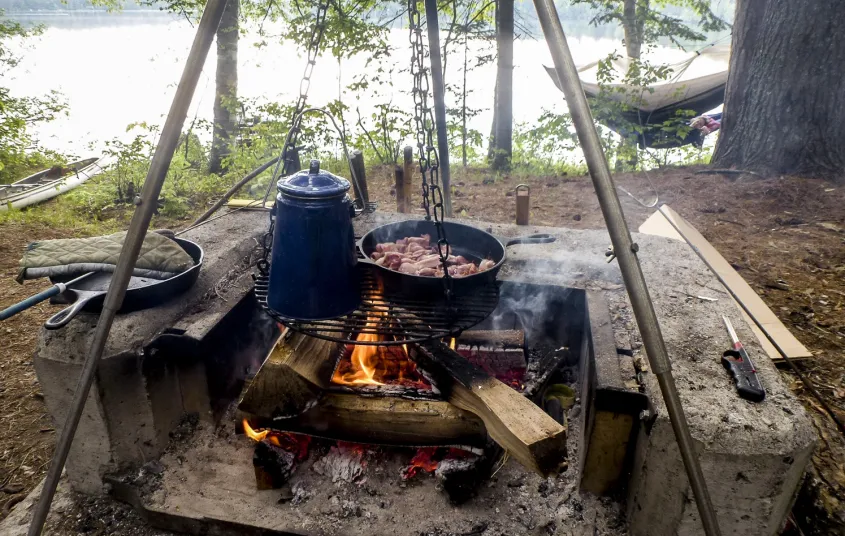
516, 184, 530, 225
350, 149, 369, 206
402, 146, 414, 213
394, 165, 406, 213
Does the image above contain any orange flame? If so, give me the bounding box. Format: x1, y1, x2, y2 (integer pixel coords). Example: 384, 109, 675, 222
449, 338, 456, 350
243, 419, 269, 442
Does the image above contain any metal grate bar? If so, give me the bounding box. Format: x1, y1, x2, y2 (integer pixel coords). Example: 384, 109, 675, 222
254, 265, 499, 345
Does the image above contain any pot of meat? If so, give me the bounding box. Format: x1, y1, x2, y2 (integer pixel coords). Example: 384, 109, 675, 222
358, 220, 554, 296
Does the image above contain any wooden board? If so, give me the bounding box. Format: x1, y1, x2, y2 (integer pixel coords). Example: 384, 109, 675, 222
225, 198, 271, 210
238, 331, 339, 418
411, 341, 567, 476
638, 205, 812, 363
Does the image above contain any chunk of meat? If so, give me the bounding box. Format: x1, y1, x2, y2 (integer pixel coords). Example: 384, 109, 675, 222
369, 234, 496, 277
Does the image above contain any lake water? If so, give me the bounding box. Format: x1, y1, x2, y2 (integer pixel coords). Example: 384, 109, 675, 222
4, 11, 726, 158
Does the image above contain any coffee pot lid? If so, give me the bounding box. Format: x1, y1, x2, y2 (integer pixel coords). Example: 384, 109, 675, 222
278, 159, 350, 198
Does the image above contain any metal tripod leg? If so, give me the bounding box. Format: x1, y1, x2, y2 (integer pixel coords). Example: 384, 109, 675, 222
529, 0, 723, 534
26, 0, 230, 533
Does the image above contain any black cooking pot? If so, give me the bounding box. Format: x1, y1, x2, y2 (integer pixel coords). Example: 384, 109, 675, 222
358, 220, 554, 296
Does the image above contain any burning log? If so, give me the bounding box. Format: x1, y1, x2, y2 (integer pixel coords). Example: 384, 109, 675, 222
253, 439, 296, 490
238, 331, 340, 418
410, 341, 567, 477
456, 329, 525, 349
436, 441, 502, 505
455, 330, 527, 387
271, 393, 487, 448
244, 419, 311, 490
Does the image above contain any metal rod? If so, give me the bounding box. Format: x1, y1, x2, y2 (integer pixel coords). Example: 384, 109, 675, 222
529, 1, 722, 535
190, 156, 279, 227
26, 0, 229, 532
423, 0, 453, 217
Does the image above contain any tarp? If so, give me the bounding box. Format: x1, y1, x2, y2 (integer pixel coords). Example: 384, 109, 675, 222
544, 45, 730, 147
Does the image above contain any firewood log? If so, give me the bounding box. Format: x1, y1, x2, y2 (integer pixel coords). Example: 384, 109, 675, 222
410, 341, 567, 476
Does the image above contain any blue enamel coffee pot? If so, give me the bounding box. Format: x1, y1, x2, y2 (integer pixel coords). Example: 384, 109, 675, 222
266, 159, 360, 320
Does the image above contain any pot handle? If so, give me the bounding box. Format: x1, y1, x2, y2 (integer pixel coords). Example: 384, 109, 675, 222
44, 292, 100, 330
355, 238, 375, 264
505, 233, 556, 247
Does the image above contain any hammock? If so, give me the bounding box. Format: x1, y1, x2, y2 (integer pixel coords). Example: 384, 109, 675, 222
544, 45, 730, 148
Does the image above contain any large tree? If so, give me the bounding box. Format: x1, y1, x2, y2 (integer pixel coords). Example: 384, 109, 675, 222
712, 0, 845, 176
489, 0, 513, 171
208, 0, 239, 173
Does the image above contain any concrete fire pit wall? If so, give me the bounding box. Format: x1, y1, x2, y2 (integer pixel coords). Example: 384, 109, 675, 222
367, 214, 814, 536
33, 212, 268, 494
32, 211, 815, 536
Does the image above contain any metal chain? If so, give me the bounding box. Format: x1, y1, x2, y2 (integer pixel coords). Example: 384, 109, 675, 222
407, 0, 453, 299
258, 0, 330, 277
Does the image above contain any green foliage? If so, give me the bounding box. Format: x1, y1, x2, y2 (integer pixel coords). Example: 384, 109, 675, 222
511, 111, 587, 175
0, 12, 68, 183
354, 103, 412, 165
569, 0, 728, 51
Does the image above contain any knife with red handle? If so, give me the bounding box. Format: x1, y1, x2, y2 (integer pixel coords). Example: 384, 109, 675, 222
721, 316, 766, 402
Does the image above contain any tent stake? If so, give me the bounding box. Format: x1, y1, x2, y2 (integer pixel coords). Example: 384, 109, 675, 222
529, 1, 723, 535
27, 0, 230, 532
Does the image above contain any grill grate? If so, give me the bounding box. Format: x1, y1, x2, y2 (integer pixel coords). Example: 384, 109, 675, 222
254, 266, 499, 345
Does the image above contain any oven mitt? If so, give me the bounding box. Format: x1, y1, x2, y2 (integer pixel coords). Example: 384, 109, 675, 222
17, 231, 194, 283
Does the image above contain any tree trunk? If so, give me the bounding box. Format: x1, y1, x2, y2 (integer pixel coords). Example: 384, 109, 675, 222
490, 0, 513, 171
462, 37, 468, 168
713, 0, 845, 177
487, 71, 498, 163
617, 0, 646, 170
208, 0, 239, 174
622, 0, 643, 60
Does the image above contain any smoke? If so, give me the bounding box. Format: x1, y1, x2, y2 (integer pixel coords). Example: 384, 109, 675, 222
484, 281, 576, 344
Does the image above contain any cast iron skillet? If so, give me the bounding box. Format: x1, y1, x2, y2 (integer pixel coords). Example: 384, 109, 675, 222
358, 220, 554, 296
44, 237, 204, 329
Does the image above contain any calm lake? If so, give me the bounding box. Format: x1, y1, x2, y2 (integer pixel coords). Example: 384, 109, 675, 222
4, 11, 726, 158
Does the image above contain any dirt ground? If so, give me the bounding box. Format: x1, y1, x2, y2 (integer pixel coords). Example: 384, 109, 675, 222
1, 164, 843, 534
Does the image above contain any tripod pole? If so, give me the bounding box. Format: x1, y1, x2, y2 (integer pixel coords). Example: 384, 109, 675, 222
530, 1, 722, 534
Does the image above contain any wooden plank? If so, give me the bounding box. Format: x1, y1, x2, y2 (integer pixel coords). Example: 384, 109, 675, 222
259, 392, 487, 448
237, 331, 339, 418
410, 341, 567, 476
225, 198, 271, 210
638, 206, 812, 363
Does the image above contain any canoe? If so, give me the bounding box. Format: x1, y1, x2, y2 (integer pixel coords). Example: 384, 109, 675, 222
0, 157, 105, 211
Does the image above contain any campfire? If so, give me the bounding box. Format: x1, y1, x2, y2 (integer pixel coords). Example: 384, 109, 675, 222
236, 282, 578, 504
331, 333, 431, 389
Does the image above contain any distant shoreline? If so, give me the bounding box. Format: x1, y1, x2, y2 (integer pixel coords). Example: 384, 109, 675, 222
1, 9, 173, 17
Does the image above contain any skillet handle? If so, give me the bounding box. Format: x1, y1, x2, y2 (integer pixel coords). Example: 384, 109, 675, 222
505, 233, 556, 246
44, 295, 95, 330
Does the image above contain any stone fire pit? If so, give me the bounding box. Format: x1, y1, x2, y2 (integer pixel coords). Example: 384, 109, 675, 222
13, 210, 815, 536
